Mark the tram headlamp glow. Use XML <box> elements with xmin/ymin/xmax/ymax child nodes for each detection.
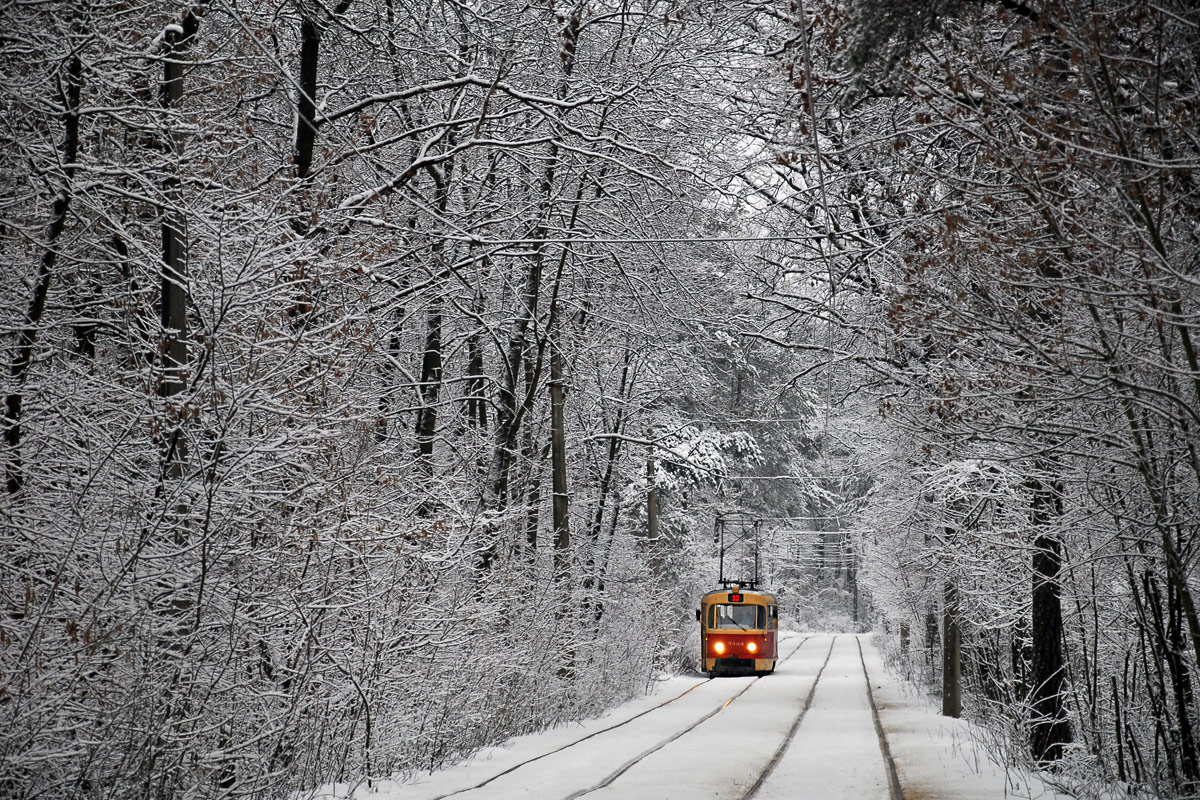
<box><xmin>747</xmin><ymin>642</ymin><xmax>758</xmax><ymax>654</ymax></box>
<box><xmin>713</xmin><ymin>640</ymin><xmax>726</xmax><ymax>655</ymax></box>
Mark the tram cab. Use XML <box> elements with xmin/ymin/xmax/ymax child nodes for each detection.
<box><xmin>697</xmin><ymin>585</ymin><xmax>778</xmax><ymax>675</ymax></box>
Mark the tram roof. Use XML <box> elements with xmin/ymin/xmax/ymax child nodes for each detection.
<box><xmin>700</xmin><ymin>586</ymin><xmax>775</xmax><ymax>603</ymax></box>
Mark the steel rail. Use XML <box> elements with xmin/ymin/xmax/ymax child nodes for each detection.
<box><xmin>427</xmin><ymin>677</ymin><xmax>711</xmax><ymax>800</ymax></box>
<box><xmin>564</xmin><ymin>635</ymin><xmax>817</xmax><ymax>800</ymax></box>
<box><xmin>738</xmin><ymin>635</ymin><xmax>837</xmax><ymax>799</ymax></box>
<box><xmin>856</xmin><ymin>636</ymin><xmax>905</xmax><ymax>800</ymax></box>
<box><xmin>431</xmin><ymin>635</ymin><xmax>812</xmax><ymax>800</ymax></box>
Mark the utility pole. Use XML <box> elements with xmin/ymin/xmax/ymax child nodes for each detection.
<box><xmin>942</xmin><ymin>578</ymin><xmax>962</xmax><ymax>718</ymax></box>
<box><xmin>646</xmin><ymin>447</ymin><xmax>660</xmax><ymax>579</ymax></box>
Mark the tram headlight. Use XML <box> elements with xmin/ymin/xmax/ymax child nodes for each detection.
<box><xmin>713</xmin><ymin>640</ymin><xmax>726</xmax><ymax>655</ymax></box>
<box><xmin>747</xmin><ymin>641</ymin><xmax>758</xmax><ymax>654</ymax></box>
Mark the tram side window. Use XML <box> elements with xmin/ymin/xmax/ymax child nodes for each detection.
<box><xmin>710</xmin><ymin>604</ymin><xmax>763</xmax><ymax>630</ymax></box>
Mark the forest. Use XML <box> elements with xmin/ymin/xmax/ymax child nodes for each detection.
<box><xmin>1</xmin><ymin>0</ymin><xmax>1197</xmax><ymax>798</ymax></box>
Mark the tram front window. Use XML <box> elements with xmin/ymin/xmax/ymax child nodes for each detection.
<box><xmin>711</xmin><ymin>604</ymin><xmax>763</xmax><ymax>630</ymax></box>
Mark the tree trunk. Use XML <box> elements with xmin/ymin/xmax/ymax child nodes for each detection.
<box><xmin>1029</xmin><ymin>476</ymin><xmax>1072</xmax><ymax>763</ymax></box>
<box><xmin>1167</xmin><ymin>579</ymin><xmax>1200</xmax><ymax>788</ymax></box>
<box><xmin>487</xmin><ymin>256</ymin><xmax>542</xmax><ymax>509</ymax></box>
<box><xmin>413</xmin><ymin>160</ymin><xmax>453</xmax><ymax>513</ymax></box>
<box><xmin>4</xmin><ymin>52</ymin><xmax>82</xmax><ymax>496</ymax></box>
<box><xmin>549</xmin><ymin>342</ymin><xmax>570</xmax><ymax>584</ymax></box>
<box><xmin>465</xmin><ymin>289</ymin><xmax>488</xmax><ymax>432</ymax></box>
<box><xmin>925</xmin><ymin>607</ymin><xmax>940</xmax><ymax>681</ymax></box>
<box><xmin>294</xmin><ymin>16</ymin><xmax>320</xmax><ymax>184</ymax></box>
<box><xmin>157</xmin><ymin>12</ymin><xmax>200</xmax><ymax>482</ymax></box>
<box><xmin>414</xmin><ymin>300</ymin><xmax>443</xmax><ymax>463</ymax></box>
<box><xmin>646</xmin><ymin>448</ymin><xmax>660</xmax><ymax>580</ymax></box>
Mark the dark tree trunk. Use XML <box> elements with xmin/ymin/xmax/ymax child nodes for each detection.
<box><xmin>1167</xmin><ymin>580</ymin><xmax>1200</xmax><ymax>788</ymax></box>
<box><xmin>1028</xmin><ymin>476</ymin><xmax>1072</xmax><ymax>763</ymax></box>
<box><xmin>413</xmin><ymin>160</ymin><xmax>453</xmax><ymax>514</ymax></box>
<box><xmin>549</xmin><ymin>343</ymin><xmax>570</xmax><ymax>584</ymax></box>
<box><xmin>157</xmin><ymin>11</ymin><xmax>200</xmax><ymax>480</ymax></box>
<box><xmin>294</xmin><ymin>17</ymin><xmax>320</xmax><ymax>183</ymax></box>
<box><xmin>414</xmin><ymin>303</ymin><xmax>443</xmax><ymax>464</ymax></box>
<box><xmin>465</xmin><ymin>291</ymin><xmax>488</xmax><ymax>432</ymax></box>
<box><xmin>487</xmin><ymin>238</ymin><xmax>545</xmax><ymax>510</ymax></box>
<box><xmin>520</xmin><ymin>357</ymin><xmax>542</xmax><ymax>550</ymax></box>
<box><xmin>4</xmin><ymin>52</ymin><xmax>82</xmax><ymax>496</ymax></box>
<box><xmin>1135</xmin><ymin>561</ymin><xmax>1200</xmax><ymax>788</ymax></box>
<box><xmin>293</xmin><ymin>2</ymin><xmax>349</xmax><ymax>183</ymax></box>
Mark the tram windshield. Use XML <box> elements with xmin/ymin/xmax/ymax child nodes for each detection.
<box><xmin>710</xmin><ymin>604</ymin><xmax>765</xmax><ymax>630</ymax></box>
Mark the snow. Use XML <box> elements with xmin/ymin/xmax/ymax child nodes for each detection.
<box><xmin>307</xmin><ymin>634</ymin><xmax>1074</xmax><ymax>800</ymax></box>
<box><xmin>859</xmin><ymin>643</ymin><xmax>1073</xmax><ymax>800</ymax></box>
<box><xmin>753</xmin><ymin>635</ymin><xmax>890</xmax><ymax>800</ymax></box>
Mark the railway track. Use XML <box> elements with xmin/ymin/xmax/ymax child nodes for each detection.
<box><xmin>425</xmin><ymin>634</ymin><xmax>904</xmax><ymax>800</ymax></box>
<box><xmin>857</xmin><ymin>636</ymin><xmax>905</xmax><ymax>800</ymax></box>
<box><xmin>737</xmin><ymin>635</ymin><xmax>904</xmax><ymax>800</ymax></box>
<box><xmin>430</xmin><ymin>634</ymin><xmax>814</xmax><ymax>800</ymax></box>
<box><xmin>738</xmin><ymin>637</ymin><xmax>835</xmax><ymax>799</ymax></box>
<box><xmin>565</xmin><ymin>636</ymin><xmax>824</xmax><ymax>800</ymax></box>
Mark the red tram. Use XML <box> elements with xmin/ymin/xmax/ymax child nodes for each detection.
<box><xmin>696</xmin><ymin>585</ymin><xmax>778</xmax><ymax>675</ymax></box>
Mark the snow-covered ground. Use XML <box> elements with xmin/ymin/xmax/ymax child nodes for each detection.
<box><xmin>860</xmin><ymin>642</ymin><xmax>1072</xmax><ymax>800</ymax></box>
<box><xmin>310</xmin><ymin>633</ymin><xmax>1072</xmax><ymax>800</ymax></box>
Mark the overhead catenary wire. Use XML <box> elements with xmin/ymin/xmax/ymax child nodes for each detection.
<box><xmin>437</xmin><ymin>233</ymin><xmax>845</xmax><ymax>245</ymax></box>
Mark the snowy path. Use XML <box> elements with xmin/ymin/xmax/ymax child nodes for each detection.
<box><xmin>316</xmin><ymin>633</ymin><xmax>1071</xmax><ymax>800</ymax></box>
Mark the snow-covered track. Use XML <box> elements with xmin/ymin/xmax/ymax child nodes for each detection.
<box><xmin>429</xmin><ymin>635</ymin><xmax>814</xmax><ymax>800</ymax></box>
<box><xmin>562</xmin><ymin>635</ymin><xmax>819</xmax><ymax>800</ymax></box>
<box><xmin>737</xmin><ymin>635</ymin><xmax>836</xmax><ymax>799</ymax></box>
<box><xmin>425</xmin><ymin>678</ymin><xmax>713</xmax><ymax>800</ymax></box>
<box><xmin>733</xmin><ymin>633</ymin><xmax>903</xmax><ymax>800</ymax></box>
<box><xmin>857</xmin><ymin>636</ymin><xmax>904</xmax><ymax>800</ymax></box>
<box><xmin>739</xmin><ymin>634</ymin><xmax>905</xmax><ymax>799</ymax></box>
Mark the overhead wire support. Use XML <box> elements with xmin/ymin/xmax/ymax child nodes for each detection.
<box><xmin>716</xmin><ymin>514</ymin><xmax>764</xmax><ymax>589</ymax></box>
